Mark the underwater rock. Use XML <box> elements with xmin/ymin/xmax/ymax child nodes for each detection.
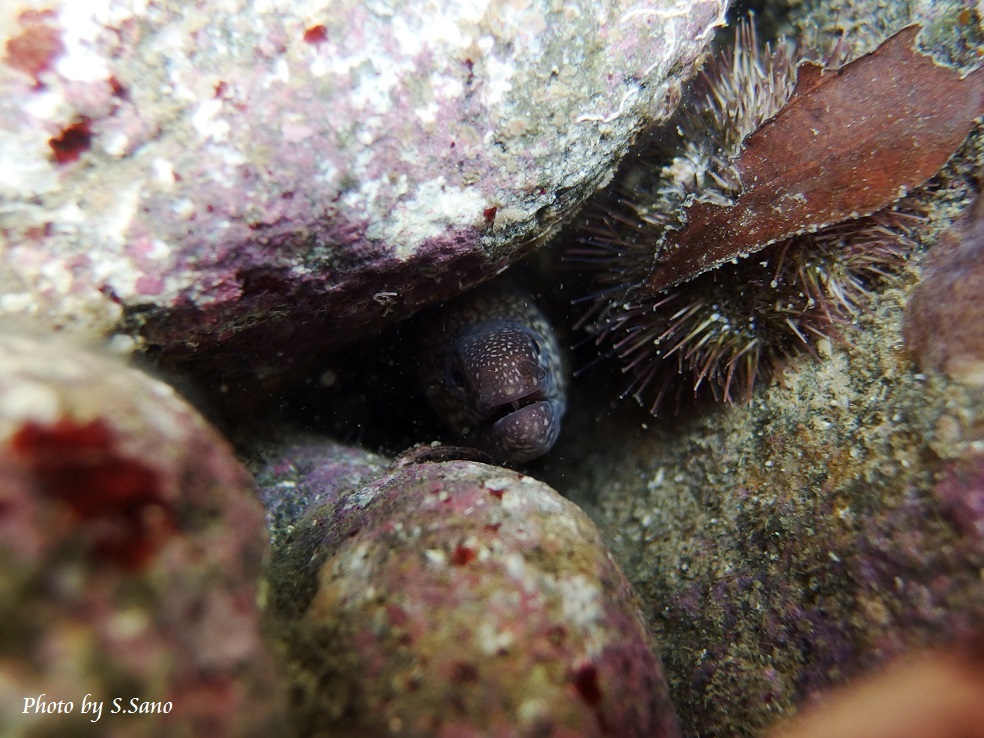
<box><xmin>539</xmin><ymin>272</ymin><xmax>984</xmax><ymax>738</ymax></box>
<box><xmin>933</xmin><ymin>452</ymin><xmax>984</xmax><ymax>542</ymax></box>
<box><xmin>0</xmin><ymin>332</ymin><xmax>285</xmax><ymax>736</ymax></box>
<box><xmin>259</xmin><ymin>443</ymin><xmax>678</xmax><ymax>737</ymax></box>
<box><xmin>0</xmin><ymin>0</ymin><xmax>724</xmax><ymax>387</ymax></box>
<box><xmin>767</xmin><ymin>650</ymin><xmax>984</xmax><ymax>738</ymax></box>
<box><xmin>540</xmin><ymin>68</ymin><xmax>984</xmax><ymax>731</ymax></box>
<box><xmin>251</xmin><ymin>434</ymin><xmax>390</xmax><ymax>546</ymax></box>
<box><xmin>904</xmin><ymin>192</ymin><xmax>984</xmax><ymax>385</ymax></box>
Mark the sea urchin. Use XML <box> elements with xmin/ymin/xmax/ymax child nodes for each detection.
<box><xmin>580</xmin><ymin>214</ymin><xmax>913</xmax><ymax>414</ymax></box>
<box><xmin>571</xmin><ymin>19</ymin><xmax>981</xmax><ymax>415</ymax></box>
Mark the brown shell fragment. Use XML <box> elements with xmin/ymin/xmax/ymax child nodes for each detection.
<box><xmin>645</xmin><ymin>25</ymin><xmax>984</xmax><ymax>294</ymax></box>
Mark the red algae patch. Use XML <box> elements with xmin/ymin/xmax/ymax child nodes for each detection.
<box><xmin>301</xmin><ymin>24</ymin><xmax>328</xmax><ymax>45</ymax></box>
<box><xmin>11</xmin><ymin>417</ymin><xmax>171</xmax><ymax>569</ymax></box>
<box><xmin>4</xmin><ymin>9</ymin><xmax>64</xmax><ymax>84</ymax></box>
<box><xmin>48</xmin><ymin>118</ymin><xmax>92</xmax><ymax>165</ymax></box>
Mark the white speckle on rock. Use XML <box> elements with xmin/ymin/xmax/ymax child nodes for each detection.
<box><xmin>153</xmin><ymin>159</ymin><xmax>176</xmax><ymax>187</ymax></box>
<box><xmin>351</xmin><ymin>61</ymin><xmax>407</xmax><ymax>115</ymax></box>
<box><xmin>40</xmin><ymin>259</ymin><xmax>74</xmax><ymax>294</ymax></box>
<box><xmin>476</xmin><ymin>618</ymin><xmax>514</xmax><ymax>655</ymax></box>
<box><xmin>22</xmin><ymin>89</ymin><xmax>65</xmax><ymax>123</ymax></box>
<box><xmin>192</xmin><ymin>99</ymin><xmax>231</xmax><ymax>141</ymax></box>
<box><xmin>502</xmin><ymin>483</ymin><xmax>563</xmax><ymax>514</ymax></box>
<box><xmin>148</xmin><ymin>240</ymin><xmax>172</xmax><ymax>260</ymax></box>
<box><xmin>56</xmin><ymin>21</ymin><xmax>111</xmax><ymax>83</ymax></box>
<box><xmin>387</xmin><ymin>178</ymin><xmax>486</xmax><ymax>259</ymax></box>
<box><xmin>492</xmin><ymin>207</ymin><xmax>528</xmax><ymax>232</ymax></box>
<box><xmin>272</xmin><ymin>58</ymin><xmax>290</xmax><ymax>85</ymax></box>
<box><xmin>335</xmin><ymin>541</ymin><xmax>373</xmax><ymax>580</ymax></box>
<box><xmin>309</xmin><ymin>55</ymin><xmax>330</xmax><ymax>77</ymax></box>
<box><xmin>415</xmin><ymin>101</ymin><xmax>439</xmax><ymax>125</ymax></box>
<box><xmin>0</xmin><ymin>380</ymin><xmax>61</xmax><ymax>428</ymax></box>
<box><xmin>502</xmin><ymin>552</ymin><xmax>543</xmax><ymax>594</ymax></box>
<box><xmin>206</xmin><ymin>144</ymin><xmax>247</xmax><ymax>175</ymax></box>
<box><xmin>517</xmin><ymin>698</ymin><xmax>550</xmax><ymax>728</ymax></box>
<box><xmin>391</xmin><ymin>3</ymin><xmax>486</xmax><ymax>56</ymax></box>
<box><xmin>433</xmin><ymin>72</ymin><xmax>464</xmax><ymax>100</ymax></box>
<box><xmin>103</xmin><ymin>131</ymin><xmax>131</xmax><ymax>157</ymax></box>
<box><xmin>173</xmin><ymin>199</ymin><xmax>196</xmax><ymax>218</ymax></box>
<box><xmin>105</xmin><ymin>608</ymin><xmax>150</xmax><ymax>640</ymax></box>
<box><xmin>105</xmin><ymin>333</ymin><xmax>137</xmax><ymax>354</ymax></box>
<box><xmin>0</xmin><ymin>293</ymin><xmax>36</xmax><ymax>314</ymax></box>
<box><xmin>558</xmin><ymin>574</ymin><xmax>601</xmax><ymax>631</ymax></box>
<box><xmin>485</xmin><ymin>476</ymin><xmax>512</xmax><ymax>492</ymax></box>
<box><xmin>424</xmin><ymin>548</ymin><xmax>446</xmax><ymax>565</ymax></box>
<box><xmin>483</xmin><ymin>53</ymin><xmax>515</xmax><ymax>107</ymax></box>
<box><xmin>101</xmin><ymin>184</ymin><xmax>143</xmax><ymax>245</ymax></box>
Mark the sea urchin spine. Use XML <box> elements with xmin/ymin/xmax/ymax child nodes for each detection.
<box><xmin>568</xmin><ymin>20</ymin><xmax>974</xmax><ymax>414</ymax></box>
<box><xmin>604</xmin><ymin>214</ymin><xmax>915</xmax><ymax>414</ymax></box>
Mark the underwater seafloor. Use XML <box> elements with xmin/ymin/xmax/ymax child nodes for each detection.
<box><xmin>261</xmin><ymin>14</ymin><xmax>984</xmax><ymax>736</ymax></box>
<box><xmin>3</xmin><ymin>0</ymin><xmax>984</xmax><ymax>735</ymax></box>
<box><xmin>524</xmin><ymin>2</ymin><xmax>984</xmax><ymax>734</ymax></box>
<box><xmin>260</xmin><ymin>144</ymin><xmax>984</xmax><ymax>735</ymax></box>
<box><xmin>537</xmin><ymin>190</ymin><xmax>984</xmax><ymax>736</ymax></box>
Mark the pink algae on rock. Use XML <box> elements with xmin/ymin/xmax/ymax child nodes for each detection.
<box><xmin>3</xmin><ymin>9</ymin><xmax>64</xmax><ymax>85</ymax></box>
<box><xmin>261</xmin><ymin>448</ymin><xmax>679</xmax><ymax>738</ymax></box>
<box><xmin>905</xmin><ymin>192</ymin><xmax>984</xmax><ymax>385</ymax></box>
<box><xmin>933</xmin><ymin>453</ymin><xmax>984</xmax><ymax>542</ymax></box>
<box><xmin>0</xmin><ymin>0</ymin><xmax>725</xmax><ymax>393</ymax></box>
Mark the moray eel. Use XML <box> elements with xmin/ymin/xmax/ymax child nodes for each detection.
<box><xmin>418</xmin><ymin>284</ymin><xmax>566</xmax><ymax>463</ymax></box>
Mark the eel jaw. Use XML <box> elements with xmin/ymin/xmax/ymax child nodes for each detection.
<box><xmin>481</xmin><ymin>399</ymin><xmax>563</xmax><ymax>464</ymax></box>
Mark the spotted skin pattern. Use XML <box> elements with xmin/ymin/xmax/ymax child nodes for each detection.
<box><xmin>418</xmin><ymin>284</ymin><xmax>566</xmax><ymax>463</ymax></box>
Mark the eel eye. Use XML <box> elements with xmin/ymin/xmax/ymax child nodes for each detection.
<box><xmin>448</xmin><ymin>365</ymin><xmax>466</xmax><ymax>389</ymax></box>
<box><xmin>530</xmin><ymin>338</ymin><xmax>542</xmax><ymax>357</ymax></box>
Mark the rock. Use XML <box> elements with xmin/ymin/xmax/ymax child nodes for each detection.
<box><xmin>904</xmin><ymin>192</ymin><xmax>984</xmax><ymax>385</ymax></box>
<box><xmin>535</xmin><ymin>217</ymin><xmax>984</xmax><ymax>736</ymax></box>
<box><xmin>0</xmin><ymin>0</ymin><xmax>724</xmax><ymax>386</ymax></box>
<box><xmin>0</xmin><ymin>331</ymin><xmax>285</xmax><ymax>736</ymax></box>
<box><xmin>251</xmin><ymin>434</ymin><xmax>389</xmax><ymax>546</ymax></box>
<box><xmin>257</xmin><ymin>441</ymin><xmax>678</xmax><ymax>737</ymax></box>
<box><xmin>933</xmin><ymin>453</ymin><xmax>984</xmax><ymax>543</ymax></box>
<box><xmin>766</xmin><ymin>650</ymin><xmax>984</xmax><ymax>738</ymax></box>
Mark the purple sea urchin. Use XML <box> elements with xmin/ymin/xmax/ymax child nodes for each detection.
<box><xmin>576</xmin><ymin>213</ymin><xmax>913</xmax><ymax>413</ymax></box>
<box><xmin>570</xmin><ymin>19</ymin><xmax>981</xmax><ymax>414</ymax></box>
